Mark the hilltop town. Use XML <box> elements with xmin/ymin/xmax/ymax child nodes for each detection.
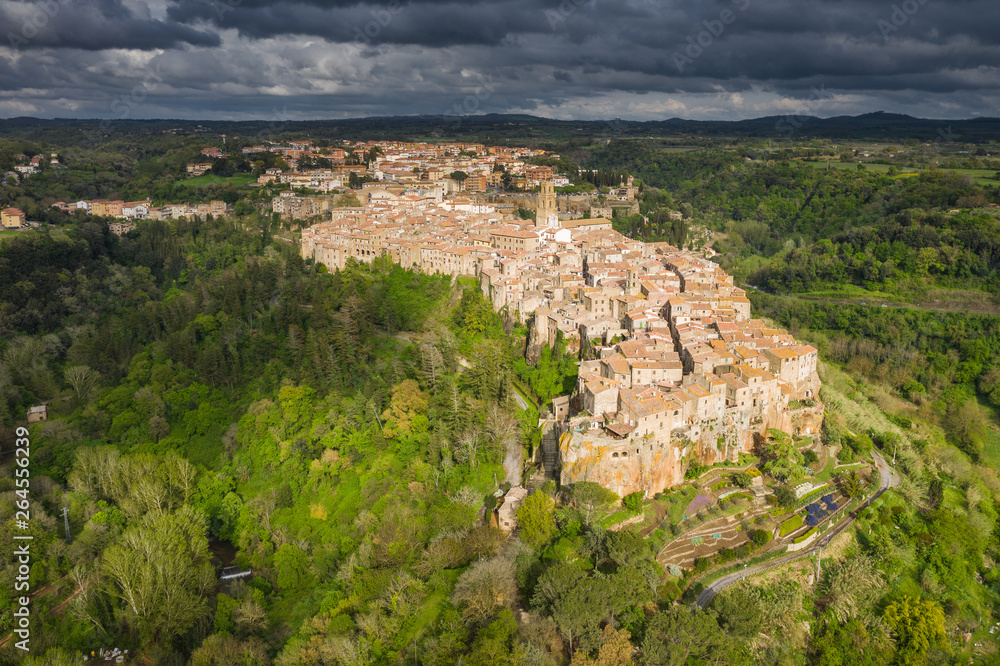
<box><xmin>13</xmin><ymin>134</ymin><xmax>824</xmax><ymax>499</ymax></box>
<box><xmin>299</xmin><ymin>159</ymin><xmax>824</xmax><ymax>498</ymax></box>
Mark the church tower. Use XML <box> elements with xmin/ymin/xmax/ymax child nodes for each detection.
<box><xmin>535</xmin><ymin>179</ymin><xmax>558</xmax><ymax>227</ymax></box>
<box><xmin>627</xmin><ymin>267</ymin><xmax>641</xmax><ymax>296</ymax></box>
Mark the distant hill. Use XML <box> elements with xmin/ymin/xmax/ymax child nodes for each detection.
<box><xmin>1</xmin><ymin>111</ymin><xmax>999</xmax><ymax>143</ymax></box>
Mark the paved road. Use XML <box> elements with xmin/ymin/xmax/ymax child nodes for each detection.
<box><xmin>694</xmin><ymin>449</ymin><xmax>901</xmax><ymax>609</ymax></box>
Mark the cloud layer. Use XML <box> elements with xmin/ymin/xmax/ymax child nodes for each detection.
<box><xmin>0</xmin><ymin>0</ymin><xmax>997</xmax><ymax>120</ymax></box>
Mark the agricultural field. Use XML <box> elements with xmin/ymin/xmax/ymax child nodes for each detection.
<box><xmin>176</xmin><ymin>173</ymin><xmax>256</xmax><ymax>188</ymax></box>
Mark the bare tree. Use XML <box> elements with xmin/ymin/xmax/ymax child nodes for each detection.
<box><xmin>64</xmin><ymin>365</ymin><xmax>101</xmax><ymax>403</ymax></box>
<box><xmin>452</xmin><ymin>555</ymin><xmax>517</xmax><ymax>624</ymax></box>
<box><xmin>455</xmin><ymin>429</ymin><xmax>482</xmax><ymax>469</ymax></box>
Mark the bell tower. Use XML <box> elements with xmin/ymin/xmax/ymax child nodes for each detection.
<box><xmin>536</xmin><ymin>179</ymin><xmax>558</xmax><ymax>227</ymax></box>
<box><xmin>627</xmin><ymin>267</ymin><xmax>641</xmax><ymax>296</ymax></box>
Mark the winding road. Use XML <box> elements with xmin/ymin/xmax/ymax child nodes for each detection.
<box><xmin>694</xmin><ymin>449</ymin><xmax>901</xmax><ymax>609</ymax></box>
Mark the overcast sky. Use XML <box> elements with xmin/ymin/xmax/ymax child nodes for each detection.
<box><xmin>0</xmin><ymin>0</ymin><xmax>997</xmax><ymax>121</ymax></box>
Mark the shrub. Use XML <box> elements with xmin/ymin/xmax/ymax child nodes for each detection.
<box><xmin>802</xmin><ymin>449</ymin><xmax>819</xmax><ymax>466</ymax></box>
<box><xmin>685</xmin><ymin>461</ymin><xmax>709</xmax><ymax>480</ymax></box>
<box><xmin>622</xmin><ymin>491</ymin><xmax>644</xmax><ymax>514</ymax></box>
<box><xmin>731</xmin><ymin>471</ymin><xmax>754</xmax><ymax>488</ymax></box>
<box><xmin>793</xmin><ymin>527</ymin><xmax>816</xmax><ymax>544</ymax></box>
<box><xmin>837</xmin><ymin>446</ymin><xmax>857</xmax><ymax>464</ymax></box>
<box><xmin>749</xmin><ymin>529</ymin><xmax>771</xmax><ymax>546</ymax></box>
<box><xmin>657</xmin><ymin>579</ymin><xmax>681</xmax><ymax>605</ymax></box>
<box><xmin>887</xmin><ymin>413</ymin><xmax>913</xmax><ymax>429</ymax></box>
<box><xmin>773</xmin><ymin>484</ymin><xmax>797</xmax><ymax>508</ymax></box>
<box><xmin>778</xmin><ymin>514</ymin><xmax>804</xmax><ymax>537</ymax></box>
<box><xmin>844</xmin><ymin>432</ymin><xmax>873</xmax><ymax>456</ymax></box>
<box><xmin>902</xmin><ymin>379</ymin><xmax>926</xmax><ymax>399</ymax></box>
<box><xmin>821</xmin><ymin>423</ymin><xmax>841</xmax><ymax>447</ymax></box>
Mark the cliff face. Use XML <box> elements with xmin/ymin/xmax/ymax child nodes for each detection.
<box><xmin>559</xmin><ymin>431</ymin><xmax>685</xmax><ymax>497</ymax></box>
<box><xmin>558</xmin><ymin>400</ymin><xmax>826</xmax><ymax>497</ymax></box>
<box><xmin>525</xmin><ymin>312</ymin><xmax>547</xmax><ymax>366</ymax></box>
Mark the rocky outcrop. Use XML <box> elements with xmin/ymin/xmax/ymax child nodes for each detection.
<box><xmin>525</xmin><ymin>311</ymin><xmax>547</xmax><ymax>365</ymax></box>
<box><xmin>558</xmin><ymin>400</ymin><xmax>826</xmax><ymax>497</ymax></box>
<box><xmin>559</xmin><ymin>431</ymin><xmax>686</xmax><ymax>498</ymax></box>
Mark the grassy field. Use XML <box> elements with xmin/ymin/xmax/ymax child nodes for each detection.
<box><xmin>177</xmin><ymin>174</ymin><xmax>256</xmax><ymax>188</ymax></box>
<box><xmin>797</xmin><ymin>160</ymin><xmax>918</xmax><ymax>175</ymax></box>
<box><xmin>935</xmin><ymin>168</ymin><xmax>999</xmax><ymax>186</ymax></box>
<box><xmin>981</xmin><ymin>429</ymin><xmax>1000</xmax><ymax>470</ymax></box>
<box><xmin>797</xmin><ymin>160</ymin><xmax>998</xmax><ymax>185</ymax></box>
<box><xmin>0</xmin><ymin>229</ymin><xmax>28</xmax><ymax>243</ymax></box>
<box><xmin>797</xmin><ymin>284</ymin><xmax>901</xmax><ymax>303</ymax></box>
<box><xmin>791</xmin><ymin>285</ymin><xmax>1000</xmax><ymax>316</ymax></box>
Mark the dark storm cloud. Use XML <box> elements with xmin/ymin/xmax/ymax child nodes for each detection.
<box><xmin>1</xmin><ymin>0</ymin><xmax>998</xmax><ymax>119</ymax></box>
<box><xmin>165</xmin><ymin>0</ymin><xmax>560</xmax><ymax>47</ymax></box>
<box><xmin>159</xmin><ymin>0</ymin><xmax>1000</xmax><ymax>86</ymax></box>
<box><xmin>2</xmin><ymin>0</ymin><xmax>220</xmax><ymax>50</ymax></box>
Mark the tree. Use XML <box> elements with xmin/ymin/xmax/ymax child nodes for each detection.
<box><xmin>455</xmin><ymin>429</ymin><xmax>481</xmax><ymax>469</ymax></box>
<box><xmin>622</xmin><ymin>491</ymin><xmax>644</xmax><ymax>514</ymax></box>
<box><xmin>551</xmin><ymin>577</ymin><xmax>614</xmax><ymax>654</ymax></box>
<box><xmin>642</xmin><ymin>606</ymin><xmax>743</xmax><ymax>665</ymax></box>
<box><xmin>713</xmin><ymin>586</ymin><xmax>764</xmax><ymax>639</ymax></box>
<box><xmin>334</xmin><ymin>192</ymin><xmax>361</xmax><ymax>208</ymax></box>
<box><xmin>65</xmin><ymin>365</ymin><xmax>100</xmax><ymax>403</ymax></box>
<box><xmin>809</xmin><ymin>617</ymin><xmax>890</xmax><ymax>666</ymax></box>
<box><xmin>381</xmin><ymin>379</ymin><xmax>429</xmax><ymax>438</ymax></box>
<box><xmin>570</xmin><ymin>482</ymin><xmax>619</xmax><ymax>525</ymax></box>
<box><xmin>841</xmin><ymin>470</ymin><xmax>863</xmax><ymax>499</ymax></box>
<box><xmin>452</xmin><ymin>556</ymin><xmax>517</xmax><ymax>624</ymax></box>
<box><xmin>516</xmin><ymin>491</ymin><xmax>556</xmax><ymax>548</ymax></box>
<box><xmin>761</xmin><ymin>429</ymin><xmax>804</xmax><ymax>482</ymax></box>
<box><xmin>467</xmin><ymin>610</ymin><xmax>519</xmax><ymax>665</ymax></box>
<box><xmin>571</xmin><ymin>625</ymin><xmax>633</xmax><ymax>666</ymax></box>
<box><xmin>882</xmin><ymin>596</ymin><xmax>949</xmax><ymax>665</ymax></box>
<box><xmin>101</xmin><ymin>505</ymin><xmax>215</xmax><ymax>641</ymax></box>
<box><xmin>532</xmin><ymin>562</ymin><xmax>587</xmax><ymax>613</ymax></box>
<box><xmin>450</xmin><ymin>171</ymin><xmax>469</xmax><ymax>188</ymax></box>
<box><xmin>190</xmin><ymin>635</ymin><xmax>271</xmax><ymax>666</ymax></box>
